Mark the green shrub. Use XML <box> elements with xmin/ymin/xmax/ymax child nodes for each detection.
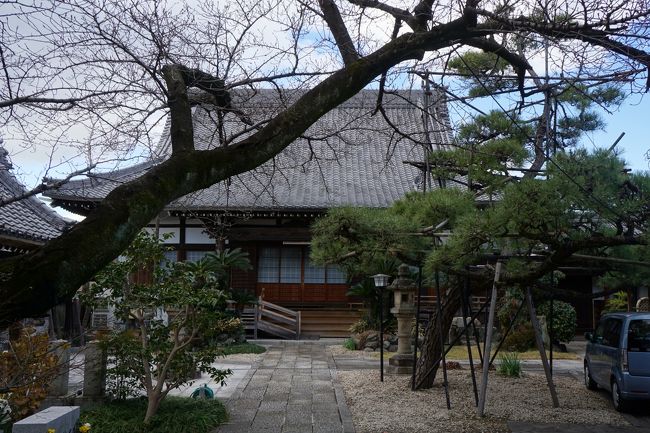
<box><xmin>498</xmin><ymin>352</ymin><xmax>522</xmax><ymax>377</ymax></box>
<box><xmin>80</xmin><ymin>397</ymin><xmax>227</xmax><ymax>433</ymax></box>
<box><xmin>349</xmin><ymin>318</ymin><xmax>371</xmax><ymax>334</ymax></box>
<box><xmin>497</xmin><ymin>287</ymin><xmax>525</xmax><ymax>330</ymax></box>
<box><xmin>502</xmin><ymin>322</ymin><xmax>536</xmax><ymax>352</ymax></box>
<box><xmin>343</xmin><ymin>338</ymin><xmax>356</xmax><ymax>350</ymax></box>
<box><xmin>537</xmin><ymin>300</ymin><xmax>577</xmax><ymax>342</ymax></box>
<box><xmin>212</xmin><ymin>317</ymin><xmax>243</xmax><ymax>336</ymax></box>
<box><xmin>603</xmin><ymin>291</ymin><xmax>628</xmax><ymax>313</ymax></box>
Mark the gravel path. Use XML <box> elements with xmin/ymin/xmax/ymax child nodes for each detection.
<box><xmin>338</xmin><ymin>369</ymin><xmax>630</xmax><ymax>433</ymax></box>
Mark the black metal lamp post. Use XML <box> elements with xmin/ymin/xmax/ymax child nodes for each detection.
<box><xmin>372</xmin><ymin>273</ymin><xmax>390</xmax><ymax>382</ymax></box>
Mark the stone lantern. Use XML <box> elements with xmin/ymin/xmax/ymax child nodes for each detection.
<box><xmin>387</xmin><ymin>263</ymin><xmax>417</xmax><ymax>374</ymax></box>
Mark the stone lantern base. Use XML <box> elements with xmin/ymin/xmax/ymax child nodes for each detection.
<box><xmin>386</xmin><ymin>353</ymin><xmax>414</xmax><ymax>374</ymax></box>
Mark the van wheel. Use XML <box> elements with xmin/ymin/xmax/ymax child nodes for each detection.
<box><xmin>611</xmin><ymin>380</ymin><xmax>628</xmax><ymax>412</ymax></box>
<box><xmin>584</xmin><ymin>363</ymin><xmax>597</xmax><ymax>390</ymax></box>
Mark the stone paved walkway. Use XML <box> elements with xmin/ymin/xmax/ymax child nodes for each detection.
<box><xmin>215</xmin><ymin>341</ymin><xmax>355</xmax><ymax>433</ymax></box>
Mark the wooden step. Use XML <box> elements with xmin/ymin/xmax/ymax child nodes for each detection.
<box><xmin>296</xmin><ymin>309</ymin><xmax>361</xmax><ymax>338</ymax></box>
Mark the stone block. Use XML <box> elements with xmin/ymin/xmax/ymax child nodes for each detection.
<box><xmin>12</xmin><ymin>406</ymin><xmax>80</xmax><ymax>433</ymax></box>
<box><xmin>83</xmin><ymin>341</ymin><xmax>106</xmax><ymax>397</ymax></box>
<box><xmin>48</xmin><ymin>340</ymin><xmax>70</xmax><ymax>397</ymax></box>
<box><xmin>386</xmin><ymin>353</ymin><xmax>414</xmax><ymax>375</ymax></box>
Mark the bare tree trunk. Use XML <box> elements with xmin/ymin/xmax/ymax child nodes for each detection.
<box><xmin>414</xmin><ymin>282</ymin><xmax>462</xmax><ymax>389</ymax></box>
<box><xmin>144</xmin><ymin>392</ymin><xmax>162</xmax><ymax>424</ymax></box>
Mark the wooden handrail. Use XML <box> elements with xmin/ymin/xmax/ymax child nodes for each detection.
<box><xmin>255</xmin><ymin>294</ymin><xmax>300</xmax><ymax>339</ymax></box>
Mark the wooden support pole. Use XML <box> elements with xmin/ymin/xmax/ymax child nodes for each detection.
<box><xmin>434</xmin><ymin>270</ymin><xmax>451</xmax><ymax>409</ymax></box>
<box><xmin>477</xmin><ymin>261</ymin><xmax>501</xmax><ymax>417</ymax></box>
<box><xmin>461</xmin><ymin>273</ymin><xmax>479</xmax><ymax>406</ymax></box>
<box><xmin>526</xmin><ymin>287</ymin><xmax>560</xmax><ymax>408</ymax></box>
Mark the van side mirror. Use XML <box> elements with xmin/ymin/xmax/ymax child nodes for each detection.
<box><xmin>584</xmin><ymin>332</ymin><xmax>593</xmax><ymax>342</ymax></box>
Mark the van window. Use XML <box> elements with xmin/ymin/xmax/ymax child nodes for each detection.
<box><xmin>593</xmin><ymin>321</ymin><xmax>605</xmax><ymax>344</ymax></box>
<box><xmin>602</xmin><ymin>319</ymin><xmax>622</xmax><ymax>347</ymax></box>
<box><xmin>628</xmin><ymin>319</ymin><xmax>650</xmax><ymax>352</ymax></box>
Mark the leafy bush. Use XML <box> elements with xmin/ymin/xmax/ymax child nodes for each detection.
<box><xmin>537</xmin><ymin>300</ymin><xmax>577</xmax><ymax>342</ymax></box>
<box><xmin>228</xmin><ymin>289</ymin><xmax>257</xmax><ymax>309</ymax></box>
<box><xmin>0</xmin><ymin>329</ymin><xmax>60</xmax><ymax>421</ymax></box>
<box><xmin>343</xmin><ymin>338</ymin><xmax>356</xmax><ymax>351</ymax></box>
<box><xmin>347</xmin><ymin>280</ymin><xmax>382</xmax><ymax>329</ymax></box>
<box><xmin>349</xmin><ymin>318</ymin><xmax>371</xmax><ymax>334</ymax></box>
<box><xmin>502</xmin><ymin>322</ymin><xmax>536</xmax><ymax>352</ymax></box>
<box><xmin>101</xmin><ymin>331</ymin><xmax>144</xmax><ymax>400</ymax></box>
<box><xmin>80</xmin><ymin>397</ymin><xmax>227</xmax><ymax>433</ymax></box>
<box><xmin>212</xmin><ymin>317</ymin><xmax>244</xmax><ymax>341</ymax></box>
<box><xmin>498</xmin><ymin>352</ymin><xmax>522</xmax><ymax>377</ymax></box>
<box><xmin>603</xmin><ymin>291</ymin><xmax>628</xmax><ymax>313</ymax></box>
<box><xmin>497</xmin><ymin>287</ymin><xmax>526</xmax><ymax>330</ymax></box>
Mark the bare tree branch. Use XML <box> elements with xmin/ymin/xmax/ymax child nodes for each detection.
<box><xmin>0</xmin><ymin>164</ymin><xmax>97</xmax><ymax>207</ymax></box>
<box><xmin>319</xmin><ymin>0</ymin><xmax>360</xmax><ymax>65</ymax></box>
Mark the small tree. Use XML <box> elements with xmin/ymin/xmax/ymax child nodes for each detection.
<box><xmin>0</xmin><ymin>329</ymin><xmax>60</xmax><ymax>421</ymax></box>
<box><xmin>85</xmin><ymin>234</ymin><xmax>250</xmax><ymax>423</ymax></box>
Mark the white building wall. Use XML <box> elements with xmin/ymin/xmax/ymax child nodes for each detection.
<box><xmin>185</xmin><ymin>227</ymin><xmax>213</xmax><ymax>244</ymax></box>
<box><xmin>144</xmin><ymin>227</ymin><xmax>180</xmax><ymax>243</ymax></box>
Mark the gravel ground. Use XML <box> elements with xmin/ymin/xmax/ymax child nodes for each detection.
<box><xmin>338</xmin><ymin>370</ymin><xmax>630</xmax><ymax>433</ymax></box>
<box><xmin>220</xmin><ymin>353</ymin><xmax>264</xmax><ymax>363</ymax></box>
<box><xmin>329</xmin><ymin>345</ymin><xmax>379</xmax><ymax>359</ymax></box>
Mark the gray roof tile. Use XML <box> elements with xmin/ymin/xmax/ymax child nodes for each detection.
<box><xmin>46</xmin><ymin>88</ymin><xmax>453</xmax><ymax>211</ymax></box>
<box><xmin>0</xmin><ymin>148</ymin><xmax>68</xmax><ymax>243</ymax></box>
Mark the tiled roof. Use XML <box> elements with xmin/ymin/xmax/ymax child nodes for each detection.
<box><xmin>0</xmin><ymin>148</ymin><xmax>69</xmax><ymax>244</ymax></box>
<box><xmin>46</xmin><ymin>88</ymin><xmax>453</xmax><ymax>212</ymax></box>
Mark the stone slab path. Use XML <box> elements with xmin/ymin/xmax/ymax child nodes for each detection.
<box><xmin>170</xmin><ymin>362</ymin><xmax>252</xmax><ymax>399</ymax></box>
<box><xmin>215</xmin><ymin>341</ymin><xmax>355</xmax><ymax>433</ymax></box>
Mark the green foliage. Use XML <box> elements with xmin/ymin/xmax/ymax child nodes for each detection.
<box><xmin>537</xmin><ymin>301</ymin><xmax>577</xmax><ymax>342</ymax></box>
<box><xmin>503</xmin><ymin>323</ymin><xmax>536</xmax><ymax>352</ymax></box>
<box><xmin>431</xmin><ymin>110</ymin><xmax>532</xmax><ymax>192</ymax></box>
<box><xmin>101</xmin><ymin>331</ymin><xmax>145</xmax><ymax>400</ymax></box>
<box><xmin>349</xmin><ymin>318</ymin><xmax>372</xmax><ymax>334</ymax></box>
<box><xmin>598</xmin><ymin>244</ymin><xmax>650</xmax><ymax>292</ymax></box>
<box><xmin>554</xmin><ymin>85</ymin><xmax>623</xmax><ymax>146</ymax></box>
<box><xmin>498</xmin><ymin>352</ymin><xmax>522</xmax><ymax>378</ymax></box>
<box><xmin>343</xmin><ymin>338</ymin><xmax>356</xmax><ymax>351</ymax></box>
<box><xmin>80</xmin><ymin>397</ymin><xmax>227</xmax><ymax>433</ymax></box>
<box><xmin>212</xmin><ymin>317</ymin><xmax>244</xmax><ymax>340</ymax></box>
<box><xmin>203</xmin><ymin>248</ymin><xmax>252</xmax><ymax>291</ymax></box>
<box><xmin>388</xmin><ymin>188</ymin><xmax>475</xmax><ymax>228</ymax></box>
<box><xmin>311</xmin><ymin>206</ymin><xmax>423</xmax><ymax>279</ymax></box>
<box><xmin>447</xmin><ymin>51</ymin><xmax>515</xmax><ymax>97</ymax></box>
<box><xmin>228</xmin><ymin>289</ymin><xmax>257</xmax><ymax>308</ymax></box>
<box><xmin>84</xmin><ymin>233</ymin><xmax>251</xmax><ymax>421</ymax></box>
<box><xmin>346</xmin><ymin>269</ymin><xmax>395</xmax><ymax>330</ymax></box>
<box><xmin>497</xmin><ymin>287</ymin><xmax>526</xmax><ymax>331</ymax></box>
<box><xmin>603</xmin><ymin>291</ymin><xmax>629</xmax><ymax>313</ymax></box>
